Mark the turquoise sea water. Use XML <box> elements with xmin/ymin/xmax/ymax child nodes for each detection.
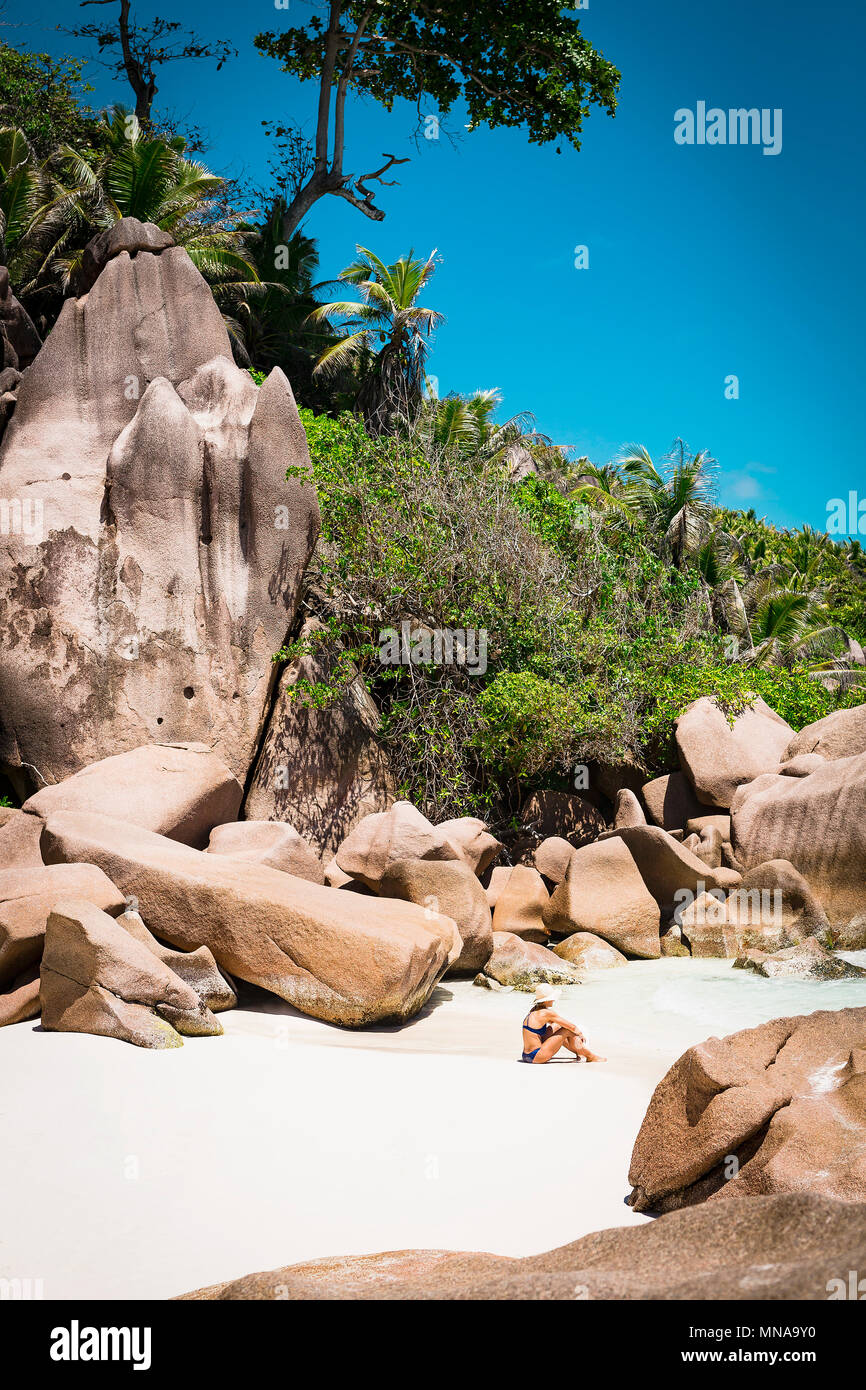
<box><xmin>456</xmin><ymin>954</ymin><xmax>866</xmax><ymax>1062</ymax></box>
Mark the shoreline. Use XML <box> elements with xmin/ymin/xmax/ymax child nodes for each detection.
<box><xmin>3</xmin><ymin>958</ymin><xmax>865</xmax><ymax>1300</ymax></box>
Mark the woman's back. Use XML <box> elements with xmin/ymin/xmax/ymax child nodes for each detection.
<box><xmin>522</xmin><ymin>1007</ymin><xmax>550</xmax><ymax>1054</ymax></box>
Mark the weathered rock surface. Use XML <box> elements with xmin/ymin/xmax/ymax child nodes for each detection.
<box><xmin>0</xmin><ymin>964</ymin><xmax>40</xmax><ymax>1027</ymax></box>
<box><xmin>533</xmin><ymin>836</ymin><xmax>575</xmax><ymax>885</ymax></box>
<box><xmin>77</xmin><ymin>217</ymin><xmax>174</xmax><ymax>294</ymax></box>
<box><xmin>206</xmin><ymin>819</ymin><xmax>323</xmax><ymax>884</ymax></box>
<box><xmin>484</xmin><ymin>865</ymin><xmax>512</xmax><ymax>909</ymax></box>
<box><xmin>0</xmin><ymin>861</ymin><xmax>125</xmax><ymax>986</ymax></box>
<box><xmin>543</xmin><ymin>838</ymin><xmax>660</xmax><ymax>958</ymax></box>
<box><xmin>684</xmin><ymin>812</ymin><xmax>731</xmax><ymax>841</ymax></box>
<box><xmin>601</xmin><ymin>824</ymin><xmax>741</xmax><ymax>917</ymax></box>
<box><xmin>679</xmin><ymin>859</ymin><xmax>831</xmax><ymax>958</ymax></box>
<box><xmin>0</xmin><ymin>265</ymin><xmax>41</xmax><ymax>368</ymax></box>
<box><xmin>734</xmin><ymin>937</ymin><xmax>866</xmax><ymax>981</ymax></box>
<box><xmin>378</xmin><ymin>858</ymin><xmax>492</xmax><ymax>975</ymax></box>
<box><xmin>117</xmin><ymin>909</ymin><xmax>237</xmax><ymax>1012</ymax></box>
<box><xmin>731</xmin><ymin>751</ymin><xmax>866</xmax><ymax>946</ymax></box>
<box><xmin>552</xmin><ymin>932</ymin><xmax>627</xmax><ymax>971</ymax></box>
<box><xmin>323</xmin><ymin>857</ymin><xmax>368</xmax><ymax>891</ymax></box>
<box><xmin>613</xmin><ymin>789</ymin><xmax>646</xmax><ymax>829</ymax></box>
<box><xmin>435</xmin><ymin>817</ymin><xmax>502</xmax><ymax>877</ymax></box>
<box><xmin>491</xmin><ymin>865</ymin><xmax>549</xmax><ymax>943</ymax></box>
<box><xmin>334</xmin><ymin>801</ymin><xmax>460</xmax><ymax>892</ymax></box>
<box><xmin>783</xmin><ymin>704</ymin><xmax>866</xmax><ymax>763</ymax></box>
<box><xmin>660</xmin><ymin>925</ymin><xmax>690</xmax><ymax>957</ymax></box>
<box><xmin>482</xmin><ymin>932</ymin><xmax>581</xmax><ymax>992</ymax></box>
<box><xmin>778</xmin><ymin>753</ymin><xmax>826</xmax><ymax>778</ymax></box>
<box><xmin>0</xmin><ymin>223</ymin><xmax>319</xmax><ymax>790</ymax></box>
<box><xmin>24</xmin><ymin>743</ymin><xmax>241</xmax><ymax>849</ymax></box>
<box><xmin>471</xmin><ymin>971</ymin><xmax>512</xmax><ymax>992</ymax></box>
<box><xmin>640</xmin><ymin>770</ymin><xmax>720</xmax><ymax>831</ymax></box>
<box><xmin>586</xmin><ymin>756</ymin><xmax>646</xmax><ymax>805</ymax></box>
<box><xmin>244</xmin><ymin>618</ymin><xmax>394</xmax><ymax>857</ymax></box>
<box><xmin>628</xmin><ymin>1008</ymin><xmax>866</xmax><ymax>1213</ymax></box>
<box><xmin>675</xmin><ymin>697</ymin><xmax>794</xmax><ymax>809</ymax></box>
<box><xmin>178</xmin><ymin>1192</ymin><xmax>866</xmax><ymax>1301</ymax></box>
<box><xmin>692</xmin><ymin>825</ymin><xmax>723</xmax><ymax>870</ymax></box>
<box><xmin>0</xmin><ymin>805</ymin><xmax>43</xmax><ymax>866</ymax></box>
<box><xmin>41</xmin><ymin>811</ymin><xmax>458</xmax><ymax>1027</ymax></box>
<box><xmin>40</xmin><ymin>899</ymin><xmax>222</xmax><ymax>1048</ymax></box>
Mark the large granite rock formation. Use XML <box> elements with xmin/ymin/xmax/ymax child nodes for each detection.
<box><xmin>117</xmin><ymin>908</ymin><xmax>237</xmax><ymax>1012</ymax></box>
<box><xmin>23</xmin><ymin>743</ymin><xmax>241</xmax><ymax>849</ymax></box>
<box><xmin>599</xmin><ymin>824</ymin><xmax>741</xmax><ymax>917</ymax></box>
<box><xmin>378</xmin><ymin>857</ymin><xmax>493</xmax><ymax>975</ymax></box>
<box><xmin>734</xmin><ymin>936</ymin><xmax>866</xmax><ymax>981</ymax></box>
<box><xmin>244</xmin><ymin>618</ymin><xmax>395</xmax><ymax>857</ymax></box>
<box><xmin>40</xmin><ymin>898</ymin><xmax>223</xmax><ymax>1048</ymax></box>
<box><xmin>542</xmin><ymin>838</ymin><xmax>661</xmax><ymax>958</ymax></box>
<box><xmin>40</xmin><ymin>810</ymin><xmax>460</xmax><ymax>1027</ymax></box>
<box><xmin>731</xmin><ymin>751</ymin><xmax>866</xmax><ymax>946</ymax></box>
<box><xmin>0</xmin><ymin>219</ymin><xmax>319</xmax><ymax>792</ymax></box>
<box><xmin>178</xmin><ymin>1192</ymin><xmax>866</xmax><ymax>1300</ymax></box>
<box><xmin>679</xmin><ymin>858</ymin><xmax>831</xmax><ymax>958</ymax></box>
<box><xmin>627</xmin><ymin>1007</ymin><xmax>866</xmax><ymax>1213</ymax></box>
<box><xmin>334</xmin><ymin>801</ymin><xmax>461</xmax><ymax>891</ymax></box>
<box><xmin>0</xmin><ymin>805</ymin><xmax>43</xmax><ymax>867</ymax></box>
<box><xmin>206</xmin><ymin>818</ymin><xmax>324</xmax><ymax>883</ymax></box>
<box><xmin>674</xmin><ymin>697</ymin><xmax>794</xmax><ymax>809</ymax></box>
<box><xmin>783</xmin><ymin>703</ymin><xmax>866</xmax><ymax>762</ymax></box>
<box><xmin>0</xmin><ymin>861</ymin><xmax>126</xmax><ymax>987</ymax></box>
<box><xmin>641</xmin><ymin>770</ymin><xmax>721</xmax><ymax>831</ymax></box>
<box><xmin>552</xmin><ymin>932</ymin><xmax>627</xmax><ymax>971</ymax></box>
<box><xmin>482</xmin><ymin>931</ymin><xmax>581</xmax><ymax>991</ymax></box>
<box><xmin>518</xmin><ymin>789</ymin><xmax>607</xmax><ymax>852</ymax></box>
<box><xmin>491</xmin><ymin>865</ymin><xmax>550</xmax><ymax>943</ymax></box>
<box><xmin>0</xmin><ymin>265</ymin><xmax>41</xmax><ymax>369</ymax></box>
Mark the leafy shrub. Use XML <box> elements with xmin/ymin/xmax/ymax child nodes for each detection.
<box><xmin>286</xmin><ymin>410</ymin><xmax>863</xmax><ymax>829</ymax></box>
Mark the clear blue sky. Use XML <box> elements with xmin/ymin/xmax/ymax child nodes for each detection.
<box><xmin>5</xmin><ymin>0</ymin><xmax>865</xmax><ymax>534</ymax></box>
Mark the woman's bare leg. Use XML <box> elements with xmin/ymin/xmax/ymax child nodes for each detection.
<box><xmin>559</xmin><ymin>1030</ymin><xmax>607</xmax><ymax>1063</ymax></box>
<box><xmin>530</xmin><ymin>1032</ymin><xmax>566</xmax><ymax>1063</ymax></box>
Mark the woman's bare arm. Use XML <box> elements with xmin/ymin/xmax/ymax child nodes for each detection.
<box><xmin>547</xmin><ymin>1010</ymin><xmax>584</xmax><ymax>1036</ymax></box>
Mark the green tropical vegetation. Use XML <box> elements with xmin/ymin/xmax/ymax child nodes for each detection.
<box><xmin>279</xmin><ymin>412</ymin><xmax>865</xmax><ymax>829</ymax></box>
<box><xmin>0</xmin><ymin>19</ymin><xmax>863</xmax><ymax>833</ymax></box>
<box><xmin>309</xmin><ymin>246</ymin><xmax>443</xmax><ymax>433</ymax></box>
<box><xmin>254</xmin><ymin>1</ymin><xmax>620</xmax><ymax>239</ymax></box>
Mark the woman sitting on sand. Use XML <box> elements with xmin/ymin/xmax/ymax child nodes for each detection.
<box><xmin>521</xmin><ymin>986</ymin><xmax>606</xmax><ymax>1064</ymax></box>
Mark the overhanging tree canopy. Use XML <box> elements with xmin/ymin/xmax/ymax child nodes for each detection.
<box><xmin>255</xmin><ymin>1</ymin><xmax>620</xmax><ymax>236</ymax></box>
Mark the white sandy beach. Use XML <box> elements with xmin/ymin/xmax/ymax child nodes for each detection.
<box><xmin>2</xmin><ymin>957</ymin><xmax>865</xmax><ymax>1300</ymax></box>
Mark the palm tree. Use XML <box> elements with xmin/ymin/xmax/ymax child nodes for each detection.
<box><xmin>420</xmin><ymin>388</ymin><xmax>539</xmax><ymax>461</ymax></box>
<box><xmin>696</xmin><ymin>531</ymin><xmax>743</xmax><ymax>588</ymax></box>
<box><xmin>572</xmin><ymin>461</ymin><xmax>638</xmax><ymax>531</ymax></box>
<box><xmin>309</xmin><ymin>246</ymin><xmax>443</xmax><ymax>434</ymax></box>
<box><xmin>53</xmin><ymin>108</ymin><xmax>258</xmax><ymax>293</ymax></box>
<box><xmin>225</xmin><ymin>198</ymin><xmax>356</xmax><ymax>409</ymax></box>
<box><xmin>1</xmin><ymin>109</ymin><xmax>260</xmax><ymax>332</ymax></box>
<box><xmin>780</xmin><ymin>524</ymin><xmax>833</xmax><ymax>583</ymax></box>
<box><xmin>0</xmin><ymin>127</ymin><xmax>71</xmax><ymax>297</ymax></box>
<box><xmin>619</xmin><ymin>441</ymin><xmax>717</xmax><ymax>565</ymax></box>
<box><xmin>723</xmin><ymin>569</ymin><xmax>843</xmax><ymax>669</ymax></box>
